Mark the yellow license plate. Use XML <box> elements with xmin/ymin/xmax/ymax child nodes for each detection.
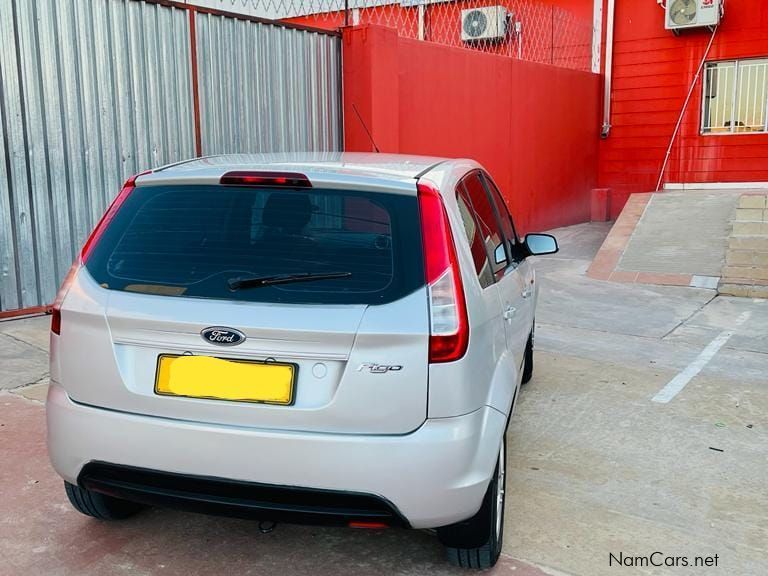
<box><xmin>154</xmin><ymin>354</ymin><xmax>296</xmax><ymax>405</ymax></box>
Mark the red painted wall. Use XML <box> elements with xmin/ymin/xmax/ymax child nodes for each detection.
<box><xmin>287</xmin><ymin>1</ymin><xmax>595</xmax><ymax>69</ymax></box>
<box><xmin>342</xmin><ymin>25</ymin><xmax>600</xmax><ymax>232</ymax></box>
<box><xmin>549</xmin><ymin>0</ymin><xmax>593</xmax><ymax>22</ymax></box>
<box><xmin>288</xmin><ymin>0</ymin><xmax>594</xmax><ymax>31</ymax></box>
<box><xmin>599</xmin><ymin>0</ymin><xmax>768</xmax><ymax>211</ymax></box>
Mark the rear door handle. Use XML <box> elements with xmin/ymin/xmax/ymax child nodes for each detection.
<box><xmin>503</xmin><ymin>306</ymin><xmax>517</xmax><ymax>321</ymax></box>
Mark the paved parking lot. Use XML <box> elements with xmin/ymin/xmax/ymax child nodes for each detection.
<box><xmin>1</xmin><ymin>222</ymin><xmax>766</xmax><ymax>576</ymax></box>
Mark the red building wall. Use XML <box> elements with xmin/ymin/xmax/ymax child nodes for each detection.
<box><xmin>599</xmin><ymin>0</ymin><xmax>768</xmax><ymax>214</ymax></box>
<box><xmin>342</xmin><ymin>25</ymin><xmax>600</xmax><ymax>233</ymax></box>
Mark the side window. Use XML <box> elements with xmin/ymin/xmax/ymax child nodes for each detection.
<box><xmin>456</xmin><ymin>192</ymin><xmax>495</xmax><ymax>289</ymax></box>
<box><xmin>457</xmin><ymin>172</ymin><xmax>507</xmax><ymax>284</ymax></box>
<box><xmin>480</xmin><ymin>173</ymin><xmax>523</xmax><ymax>262</ymax></box>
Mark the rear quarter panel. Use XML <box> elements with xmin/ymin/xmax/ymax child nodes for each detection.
<box><xmin>423</xmin><ymin>161</ymin><xmax>520</xmax><ymax>419</ymax></box>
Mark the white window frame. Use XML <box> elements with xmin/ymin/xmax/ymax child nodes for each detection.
<box><xmin>701</xmin><ymin>57</ymin><xmax>768</xmax><ymax>136</ymax></box>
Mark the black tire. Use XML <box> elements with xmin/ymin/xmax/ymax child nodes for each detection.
<box><xmin>64</xmin><ymin>482</ymin><xmax>143</xmax><ymax>520</ymax></box>
<box><xmin>438</xmin><ymin>438</ymin><xmax>506</xmax><ymax>569</ymax></box>
<box><xmin>521</xmin><ymin>331</ymin><xmax>534</xmax><ymax>385</ymax></box>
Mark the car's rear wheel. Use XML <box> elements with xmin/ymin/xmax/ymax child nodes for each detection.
<box><xmin>521</xmin><ymin>330</ymin><xmax>534</xmax><ymax>384</ymax></box>
<box><xmin>437</xmin><ymin>438</ymin><xmax>506</xmax><ymax>569</ymax></box>
<box><xmin>64</xmin><ymin>481</ymin><xmax>143</xmax><ymax>520</ymax></box>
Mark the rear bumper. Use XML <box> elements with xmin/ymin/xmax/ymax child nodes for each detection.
<box><xmin>47</xmin><ymin>384</ymin><xmax>506</xmax><ymax>529</ymax></box>
<box><xmin>79</xmin><ymin>462</ymin><xmax>409</xmax><ymax>527</ymax></box>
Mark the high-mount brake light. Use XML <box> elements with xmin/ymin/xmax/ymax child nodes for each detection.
<box><xmin>417</xmin><ymin>179</ymin><xmax>469</xmax><ymax>363</ymax></box>
<box><xmin>220</xmin><ymin>171</ymin><xmax>313</xmax><ymax>188</ymax></box>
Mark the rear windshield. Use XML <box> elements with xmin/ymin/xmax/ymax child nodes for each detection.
<box><xmin>84</xmin><ymin>185</ymin><xmax>424</xmax><ymax>305</ymax></box>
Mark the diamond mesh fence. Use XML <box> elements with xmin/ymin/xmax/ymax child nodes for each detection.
<box><xmin>194</xmin><ymin>0</ymin><xmax>595</xmax><ymax>72</ymax></box>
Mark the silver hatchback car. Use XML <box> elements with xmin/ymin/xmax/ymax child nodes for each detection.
<box><xmin>47</xmin><ymin>153</ymin><xmax>557</xmax><ymax>569</ymax></box>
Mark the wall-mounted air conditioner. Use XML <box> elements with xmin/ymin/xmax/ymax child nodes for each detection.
<box><xmin>665</xmin><ymin>0</ymin><xmax>723</xmax><ymax>31</ymax></box>
<box><xmin>460</xmin><ymin>6</ymin><xmax>508</xmax><ymax>42</ymax></box>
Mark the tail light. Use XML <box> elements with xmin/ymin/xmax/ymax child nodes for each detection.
<box><xmin>52</xmin><ymin>170</ymin><xmax>149</xmax><ymax>335</ymax></box>
<box><xmin>417</xmin><ymin>180</ymin><xmax>469</xmax><ymax>363</ymax></box>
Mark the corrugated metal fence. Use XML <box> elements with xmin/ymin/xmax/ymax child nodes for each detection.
<box><xmin>196</xmin><ymin>12</ymin><xmax>341</xmax><ymax>154</ymax></box>
<box><xmin>0</xmin><ymin>0</ymin><xmax>341</xmax><ymax>313</ymax></box>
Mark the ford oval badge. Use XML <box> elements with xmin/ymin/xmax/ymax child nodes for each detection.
<box><xmin>201</xmin><ymin>327</ymin><xmax>246</xmax><ymax>346</ymax></box>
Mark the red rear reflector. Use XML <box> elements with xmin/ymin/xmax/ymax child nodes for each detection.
<box><xmin>220</xmin><ymin>171</ymin><xmax>312</xmax><ymax>188</ymax></box>
<box><xmin>417</xmin><ymin>179</ymin><xmax>469</xmax><ymax>363</ymax></box>
<box><xmin>51</xmin><ymin>310</ymin><xmax>60</xmax><ymax>336</ymax></box>
<box><xmin>81</xmin><ymin>170</ymin><xmax>151</xmax><ymax>263</ymax></box>
<box><xmin>348</xmin><ymin>521</ymin><xmax>389</xmax><ymax>529</ymax></box>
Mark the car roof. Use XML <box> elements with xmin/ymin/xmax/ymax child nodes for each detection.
<box><xmin>137</xmin><ymin>152</ymin><xmax>453</xmax><ymax>194</ymax></box>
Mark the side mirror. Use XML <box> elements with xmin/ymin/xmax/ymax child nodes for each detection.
<box><xmin>493</xmin><ymin>243</ymin><xmax>507</xmax><ymax>265</ymax></box>
<box><xmin>524</xmin><ymin>233</ymin><xmax>558</xmax><ymax>256</ymax></box>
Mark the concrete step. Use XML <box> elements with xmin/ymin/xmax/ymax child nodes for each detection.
<box><xmin>719</xmin><ymin>194</ymin><xmax>768</xmax><ymax>299</ymax></box>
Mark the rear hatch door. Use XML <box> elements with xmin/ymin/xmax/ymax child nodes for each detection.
<box><xmin>56</xmin><ymin>180</ymin><xmax>428</xmax><ymax>434</ymax></box>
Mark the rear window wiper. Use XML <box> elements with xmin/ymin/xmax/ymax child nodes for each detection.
<box><xmin>228</xmin><ymin>272</ymin><xmax>352</xmax><ymax>291</ymax></box>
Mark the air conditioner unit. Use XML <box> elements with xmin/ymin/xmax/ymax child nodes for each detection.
<box><xmin>461</xmin><ymin>6</ymin><xmax>508</xmax><ymax>42</ymax></box>
<box><xmin>665</xmin><ymin>0</ymin><xmax>722</xmax><ymax>31</ymax></box>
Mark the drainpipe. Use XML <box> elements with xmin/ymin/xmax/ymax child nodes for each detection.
<box><xmin>601</xmin><ymin>0</ymin><xmax>616</xmax><ymax>138</ymax></box>
<box><xmin>591</xmin><ymin>0</ymin><xmax>603</xmax><ymax>73</ymax></box>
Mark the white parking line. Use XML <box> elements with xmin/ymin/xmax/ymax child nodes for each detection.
<box><xmin>652</xmin><ymin>311</ymin><xmax>752</xmax><ymax>404</ymax></box>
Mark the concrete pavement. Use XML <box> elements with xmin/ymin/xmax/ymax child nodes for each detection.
<box><xmin>1</xmin><ymin>222</ymin><xmax>766</xmax><ymax>575</ymax></box>
<box><xmin>518</xmin><ymin>223</ymin><xmax>767</xmax><ymax>575</ymax></box>
<box><xmin>587</xmin><ymin>190</ymin><xmax>743</xmax><ymax>289</ymax></box>
<box><xmin>0</xmin><ymin>315</ymin><xmax>49</xmax><ymax>393</ymax></box>
<box><xmin>618</xmin><ymin>190</ymin><xmax>738</xmax><ymax>276</ymax></box>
